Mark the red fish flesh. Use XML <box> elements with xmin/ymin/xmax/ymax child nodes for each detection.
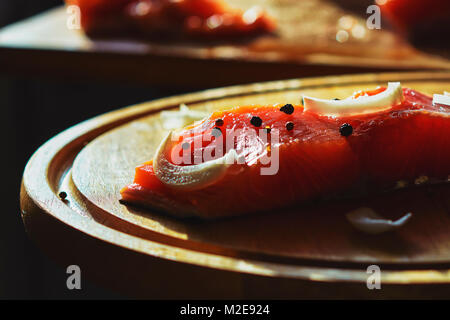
<box><xmin>120</xmin><ymin>86</ymin><xmax>450</xmax><ymax>219</ymax></box>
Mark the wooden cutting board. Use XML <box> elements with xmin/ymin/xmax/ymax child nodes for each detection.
<box><xmin>21</xmin><ymin>72</ymin><xmax>450</xmax><ymax>299</ymax></box>
<box><xmin>2</xmin><ymin>3</ymin><xmax>449</xmax><ymax>88</ymax></box>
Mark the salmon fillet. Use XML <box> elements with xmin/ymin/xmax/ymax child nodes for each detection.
<box><xmin>121</xmin><ymin>88</ymin><xmax>450</xmax><ymax>219</ymax></box>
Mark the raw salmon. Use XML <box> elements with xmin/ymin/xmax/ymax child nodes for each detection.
<box><xmin>120</xmin><ymin>87</ymin><xmax>450</xmax><ymax>219</ymax></box>
<box><xmin>65</xmin><ymin>0</ymin><xmax>275</xmax><ymax>38</ymax></box>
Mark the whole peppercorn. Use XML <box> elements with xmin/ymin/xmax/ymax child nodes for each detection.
<box><xmin>286</xmin><ymin>122</ymin><xmax>294</xmax><ymax>131</ymax></box>
<box><xmin>280</xmin><ymin>104</ymin><xmax>294</xmax><ymax>115</ymax></box>
<box><xmin>339</xmin><ymin>123</ymin><xmax>353</xmax><ymax>137</ymax></box>
<box><xmin>250</xmin><ymin>116</ymin><xmax>263</xmax><ymax>127</ymax></box>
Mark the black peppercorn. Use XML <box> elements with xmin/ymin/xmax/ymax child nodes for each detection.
<box><xmin>280</xmin><ymin>104</ymin><xmax>294</xmax><ymax>115</ymax></box>
<box><xmin>250</xmin><ymin>116</ymin><xmax>263</xmax><ymax>127</ymax></box>
<box><xmin>339</xmin><ymin>123</ymin><xmax>353</xmax><ymax>137</ymax></box>
<box><xmin>286</xmin><ymin>122</ymin><xmax>294</xmax><ymax>131</ymax></box>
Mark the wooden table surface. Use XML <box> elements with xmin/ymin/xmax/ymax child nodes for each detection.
<box><xmin>1</xmin><ymin>5</ymin><xmax>449</xmax><ymax>88</ymax></box>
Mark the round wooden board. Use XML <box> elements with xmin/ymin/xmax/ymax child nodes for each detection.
<box><xmin>21</xmin><ymin>72</ymin><xmax>450</xmax><ymax>299</ymax></box>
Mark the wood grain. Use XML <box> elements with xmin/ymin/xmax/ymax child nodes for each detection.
<box><xmin>21</xmin><ymin>72</ymin><xmax>450</xmax><ymax>298</ymax></box>
<box><xmin>1</xmin><ymin>5</ymin><xmax>449</xmax><ymax>87</ymax></box>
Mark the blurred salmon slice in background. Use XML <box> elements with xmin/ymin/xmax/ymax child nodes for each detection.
<box><xmin>65</xmin><ymin>0</ymin><xmax>276</xmax><ymax>38</ymax></box>
<box><xmin>64</xmin><ymin>0</ymin><xmax>450</xmax><ymax>70</ymax></box>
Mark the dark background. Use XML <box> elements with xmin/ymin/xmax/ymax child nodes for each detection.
<box><xmin>0</xmin><ymin>0</ymin><xmax>187</xmax><ymax>299</ymax></box>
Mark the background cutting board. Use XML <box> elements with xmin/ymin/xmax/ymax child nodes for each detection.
<box><xmin>1</xmin><ymin>1</ymin><xmax>449</xmax><ymax>88</ymax></box>
<box><xmin>21</xmin><ymin>72</ymin><xmax>450</xmax><ymax>298</ymax></box>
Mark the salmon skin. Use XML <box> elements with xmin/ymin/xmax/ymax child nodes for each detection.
<box><xmin>120</xmin><ymin>87</ymin><xmax>450</xmax><ymax>219</ymax></box>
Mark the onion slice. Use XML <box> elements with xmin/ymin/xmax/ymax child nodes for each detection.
<box><xmin>153</xmin><ymin>131</ymin><xmax>239</xmax><ymax>191</ymax></box>
<box><xmin>346</xmin><ymin>207</ymin><xmax>412</xmax><ymax>235</ymax></box>
<box><xmin>433</xmin><ymin>93</ymin><xmax>450</xmax><ymax>107</ymax></box>
<box><xmin>303</xmin><ymin>82</ymin><xmax>404</xmax><ymax>116</ymax></box>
